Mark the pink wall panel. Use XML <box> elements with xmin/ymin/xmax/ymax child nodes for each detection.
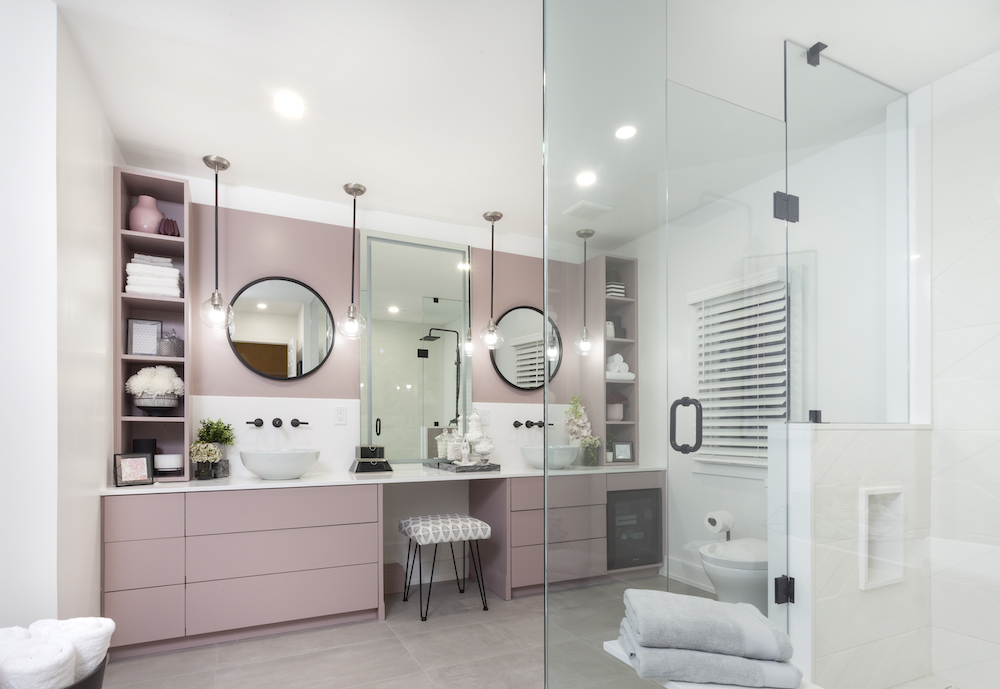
<box><xmin>606</xmin><ymin>471</ymin><xmax>665</xmax><ymax>492</ymax></box>
<box><xmin>510</xmin><ymin>477</ymin><xmax>543</xmax><ymax>511</ymax></box>
<box><xmin>510</xmin><ymin>509</ymin><xmax>543</xmax><ymax>547</ymax></box>
<box><xmin>186</xmin><ymin>523</ymin><xmax>377</xmax><ymax>582</ymax></box>
<box><xmin>549</xmin><ymin>474</ymin><xmax>606</xmax><ymax>508</ymax></box>
<box><xmin>546</xmin><ymin>257</ymin><xmax>584</xmax><ymax>405</ymax></box>
<box><xmin>104</xmin><ymin>538</ymin><xmax>185</xmax><ymax>592</ymax></box>
<box><xmin>185</xmin><ymin>486</ymin><xmax>377</xmax><ymax>535</ymax></box>
<box><xmin>105</xmin><ymin>585</ymin><xmax>185</xmax><ymax>647</ymax></box>
<box><xmin>185</xmin><ymin>563</ymin><xmax>378</xmax><ymax>636</ymax></box>
<box><xmin>103</xmin><ymin>495</ymin><xmax>184</xmax><ymax>542</ymax></box>
<box><xmin>188</xmin><ymin>204</ymin><xmax>359</xmax><ymax>399</ymax></box>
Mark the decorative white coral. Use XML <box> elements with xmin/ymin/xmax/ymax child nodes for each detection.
<box><xmin>125</xmin><ymin>365</ymin><xmax>185</xmax><ymax>396</ymax></box>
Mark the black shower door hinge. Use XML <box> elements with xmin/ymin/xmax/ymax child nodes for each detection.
<box><xmin>773</xmin><ymin>192</ymin><xmax>800</xmax><ymax>223</ymax></box>
<box><xmin>775</xmin><ymin>575</ymin><xmax>795</xmax><ymax>604</ymax></box>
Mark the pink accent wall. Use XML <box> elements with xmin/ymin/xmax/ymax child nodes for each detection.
<box><xmin>188</xmin><ymin>203</ymin><xmax>359</xmax><ymax>399</ymax></box>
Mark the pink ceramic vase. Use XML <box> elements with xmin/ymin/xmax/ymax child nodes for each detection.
<box><xmin>129</xmin><ymin>195</ymin><xmax>163</xmax><ymax>233</ymax></box>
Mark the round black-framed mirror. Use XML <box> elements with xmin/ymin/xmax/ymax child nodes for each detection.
<box><xmin>489</xmin><ymin>305</ymin><xmax>562</xmax><ymax>390</ymax></box>
<box><xmin>228</xmin><ymin>276</ymin><xmax>335</xmax><ymax>380</ymax></box>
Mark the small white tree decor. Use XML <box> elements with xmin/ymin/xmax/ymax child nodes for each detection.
<box><xmin>566</xmin><ymin>394</ymin><xmax>601</xmax><ymax>465</ymax></box>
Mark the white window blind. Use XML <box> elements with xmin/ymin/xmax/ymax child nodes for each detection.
<box><xmin>512</xmin><ymin>337</ymin><xmax>545</xmax><ymax>387</ymax></box>
<box><xmin>687</xmin><ymin>268</ymin><xmax>788</xmax><ymax>466</ymax></box>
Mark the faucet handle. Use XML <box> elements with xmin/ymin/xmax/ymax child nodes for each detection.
<box><xmin>247</xmin><ymin>418</ymin><xmax>263</xmax><ymax>427</ymax></box>
<box><xmin>272</xmin><ymin>418</ymin><xmax>283</xmax><ymax>428</ymax></box>
<box><xmin>512</xmin><ymin>421</ymin><xmax>523</xmax><ymax>428</ymax></box>
<box><xmin>525</xmin><ymin>420</ymin><xmax>549</xmax><ymax>428</ymax></box>
<box><xmin>291</xmin><ymin>419</ymin><xmax>308</xmax><ymax>428</ymax></box>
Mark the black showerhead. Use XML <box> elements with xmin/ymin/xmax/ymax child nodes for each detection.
<box><xmin>420</xmin><ymin>332</ymin><xmax>440</xmax><ymax>341</ymax></box>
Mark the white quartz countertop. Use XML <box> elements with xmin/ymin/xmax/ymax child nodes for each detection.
<box><xmin>100</xmin><ymin>463</ymin><xmax>664</xmax><ymax>496</ymax></box>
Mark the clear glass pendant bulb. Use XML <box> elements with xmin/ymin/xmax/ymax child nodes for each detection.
<box><xmin>574</xmin><ymin>327</ymin><xmax>592</xmax><ymax>356</ymax></box>
<box><xmin>547</xmin><ymin>339</ymin><xmax>560</xmax><ymax>361</ymax></box>
<box><xmin>479</xmin><ymin>319</ymin><xmax>504</xmax><ymax>350</ymax></box>
<box><xmin>336</xmin><ymin>303</ymin><xmax>366</xmax><ymax>340</ymax></box>
<box><xmin>464</xmin><ymin>328</ymin><xmax>475</xmax><ymax>357</ymax></box>
<box><xmin>200</xmin><ymin>290</ymin><xmax>234</xmax><ymax>329</ymax></box>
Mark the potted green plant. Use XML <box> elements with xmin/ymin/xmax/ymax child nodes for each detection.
<box><xmin>195</xmin><ymin>418</ymin><xmax>235</xmax><ymax>478</ymax></box>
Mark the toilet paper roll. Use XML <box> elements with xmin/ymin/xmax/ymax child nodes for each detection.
<box><xmin>704</xmin><ymin>511</ymin><xmax>735</xmax><ymax>534</ymax></box>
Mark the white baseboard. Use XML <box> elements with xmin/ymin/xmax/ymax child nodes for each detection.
<box><xmin>664</xmin><ymin>556</ymin><xmax>716</xmax><ymax>594</ymax></box>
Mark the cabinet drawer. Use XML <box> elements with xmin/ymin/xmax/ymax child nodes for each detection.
<box><xmin>511</xmin><ymin>545</ymin><xmax>543</xmax><ymax>588</ymax></box>
<box><xmin>549</xmin><ymin>538</ymin><xmax>607</xmax><ymax>583</ymax></box>
<box><xmin>186</xmin><ymin>523</ymin><xmax>378</xmax><ymax>582</ymax></box>
<box><xmin>549</xmin><ymin>505</ymin><xmax>606</xmax><ymax>543</ymax></box>
<box><xmin>104</xmin><ymin>494</ymin><xmax>184</xmax><ymax>542</ymax></box>
<box><xmin>607</xmin><ymin>471</ymin><xmax>665</xmax><ymax>492</ymax></box>
<box><xmin>550</xmin><ymin>475</ymin><xmax>606</xmax><ymax>508</ymax></box>
<box><xmin>186</xmin><ymin>486</ymin><xmax>378</xmax><ymax>535</ymax></box>
<box><xmin>185</xmin><ymin>563</ymin><xmax>378</xmax><ymax>636</ymax></box>
<box><xmin>104</xmin><ymin>538</ymin><xmax>184</xmax><ymax>592</ymax></box>
<box><xmin>510</xmin><ymin>477</ymin><xmax>543</xmax><ymax>511</ymax></box>
<box><xmin>510</xmin><ymin>510</ymin><xmax>543</xmax><ymax>547</ymax></box>
<box><xmin>104</xmin><ymin>585</ymin><xmax>185</xmax><ymax>647</ymax></box>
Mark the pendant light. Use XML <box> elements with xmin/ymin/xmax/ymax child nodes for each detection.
<box><xmin>574</xmin><ymin>229</ymin><xmax>595</xmax><ymax>356</ymax></box>
<box><xmin>479</xmin><ymin>211</ymin><xmax>504</xmax><ymax>349</ymax></box>
<box><xmin>336</xmin><ymin>183</ymin><xmax>367</xmax><ymax>340</ymax></box>
<box><xmin>200</xmin><ymin>155</ymin><xmax>234</xmax><ymax>329</ymax></box>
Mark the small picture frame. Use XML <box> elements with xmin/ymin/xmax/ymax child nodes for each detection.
<box><xmin>612</xmin><ymin>441</ymin><xmax>634</xmax><ymax>462</ymax></box>
<box><xmin>114</xmin><ymin>453</ymin><xmax>154</xmax><ymax>486</ymax></box>
<box><xmin>128</xmin><ymin>319</ymin><xmax>162</xmax><ymax>356</ymax></box>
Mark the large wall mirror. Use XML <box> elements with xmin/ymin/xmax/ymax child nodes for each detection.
<box><xmin>490</xmin><ymin>306</ymin><xmax>562</xmax><ymax>390</ymax></box>
<box><xmin>228</xmin><ymin>277</ymin><xmax>334</xmax><ymax>379</ymax></box>
<box><xmin>360</xmin><ymin>234</ymin><xmax>472</xmax><ymax>459</ymax></box>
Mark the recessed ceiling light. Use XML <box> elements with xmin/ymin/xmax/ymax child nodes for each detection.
<box><xmin>576</xmin><ymin>171</ymin><xmax>596</xmax><ymax>186</ymax></box>
<box><xmin>458</xmin><ymin>262</ymin><xmax>471</xmax><ymax>271</ymax></box>
<box><xmin>388</xmin><ymin>306</ymin><xmax>399</xmax><ymax>313</ymax></box>
<box><xmin>257</xmin><ymin>303</ymin><xmax>267</xmax><ymax>309</ymax></box>
<box><xmin>274</xmin><ymin>91</ymin><xmax>304</xmax><ymax>118</ymax></box>
<box><xmin>615</xmin><ymin>125</ymin><xmax>636</xmax><ymax>139</ymax></box>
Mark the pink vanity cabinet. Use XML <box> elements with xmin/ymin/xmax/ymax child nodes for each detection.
<box><xmin>470</xmin><ymin>471</ymin><xmax>665</xmax><ymax>599</ymax></box>
<box><xmin>102</xmin><ymin>484</ymin><xmax>382</xmax><ymax>655</ymax></box>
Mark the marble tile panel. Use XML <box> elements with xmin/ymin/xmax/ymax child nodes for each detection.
<box><xmin>395</xmin><ymin>614</ymin><xmax>543</xmax><ymax>671</ymax></box>
<box><xmin>932</xmin><ymin>626</ymin><xmax>1000</xmax><ymax>689</ymax></box>
<box><xmin>424</xmin><ymin>646</ymin><xmax>544</xmax><ymax>689</ymax></box>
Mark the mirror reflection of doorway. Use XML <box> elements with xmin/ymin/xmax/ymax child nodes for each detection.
<box><xmin>361</xmin><ymin>235</ymin><xmax>472</xmax><ymax>458</ymax></box>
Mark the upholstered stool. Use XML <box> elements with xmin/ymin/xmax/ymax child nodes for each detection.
<box><xmin>398</xmin><ymin>513</ymin><xmax>491</xmax><ymax>621</ymax></box>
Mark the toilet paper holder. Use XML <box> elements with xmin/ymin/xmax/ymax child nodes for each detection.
<box><xmin>705</xmin><ymin>510</ymin><xmax>735</xmax><ymax>541</ymax></box>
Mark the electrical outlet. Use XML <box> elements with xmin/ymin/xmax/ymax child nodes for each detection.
<box><xmin>335</xmin><ymin>406</ymin><xmax>347</xmax><ymax>425</ymax></box>
<box><xmin>476</xmin><ymin>407</ymin><xmax>490</xmax><ymax>425</ymax></box>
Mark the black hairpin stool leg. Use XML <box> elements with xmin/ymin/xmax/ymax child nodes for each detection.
<box><xmin>419</xmin><ymin>543</ymin><xmax>439</xmax><ymax>621</ymax></box>
<box><xmin>403</xmin><ymin>539</ymin><xmax>416</xmax><ymax>601</ymax></box>
<box><xmin>450</xmin><ymin>542</ymin><xmax>467</xmax><ymax>593</ymax></box>
<box><xmin>468</xmin><ymin>540</ymin><xmax>489</xmax><ymax>611</ymax></box>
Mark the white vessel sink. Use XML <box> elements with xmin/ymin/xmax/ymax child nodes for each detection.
<box><xmin>240</xmin><ymin>449</ymin><xmax>320</xmax><ymax>480</ymax></box>
<box><xmin>520</xmin><ymin>445</ymin><xmax>580</xmax><ymax>470</ymax></box>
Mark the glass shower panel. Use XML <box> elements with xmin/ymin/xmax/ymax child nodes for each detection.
<box><xmin>785</xmin><ymin>41</ymin><xmax>909</xmax><ymax>423</ymax></box>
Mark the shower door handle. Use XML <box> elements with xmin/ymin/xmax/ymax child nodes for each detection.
<box><xmin>375</xmin><ymin>418</ymin><xmax>381</xmax><ymax>437</ymax></box>
<box><xmin>669</xmin><ymin>397</ymin><xmax>702</xmax><ymax>454</ymax></box>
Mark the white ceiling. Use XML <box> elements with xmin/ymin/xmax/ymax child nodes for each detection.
<box><xmin>56</xmin><ymin>0</ymin><xmax>1000</xmax><ymax>253</ymax></box>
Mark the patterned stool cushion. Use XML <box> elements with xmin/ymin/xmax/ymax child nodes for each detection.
<box><xmin>398</xmin><ymin>514</ymin><xmax>492</xmax><ymax>546</ymax></box>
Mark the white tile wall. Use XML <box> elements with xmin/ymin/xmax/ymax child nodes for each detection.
<box><xmin>929</xmin><ymin>46</ymin><xmax>1000</xmax><ymax>689</ymax></box>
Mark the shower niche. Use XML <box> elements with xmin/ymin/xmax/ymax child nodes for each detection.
<box><xmin>859</xmin><ymin>485</ymin><xmax>905</xmax><ymax>590</ymax></box>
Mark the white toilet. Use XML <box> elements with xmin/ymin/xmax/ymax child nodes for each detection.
<box><xmin>698</xmin><ymin>537</ymin><xmax>769</xmax><ymax>614</ymax></box>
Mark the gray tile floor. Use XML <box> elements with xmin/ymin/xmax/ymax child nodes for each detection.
<box><xmin>103</xmin><ymin>574</ymin><xmax>713</xmax><ymax>689</ymax></box>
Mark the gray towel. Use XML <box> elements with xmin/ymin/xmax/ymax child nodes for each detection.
<box><xmin>619</xmin><ymin>619</ymin><xmax>802</xmax><ymax>688</ymax></box>
<box><xmin>623</xmin><ymin>589</ymin><xmax>793</xmax><ymax>661</ymax></box>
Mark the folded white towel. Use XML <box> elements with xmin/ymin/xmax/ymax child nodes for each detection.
<box><xmin>0</xmin><ymin>636</ymin><xmax>76</xmax><ymax>689</ymax></box>
<box><xmin>0</xmin><ymin>627</ymin><xmax>30</xmax><ymax>666</ymax></box>
<box><xmin>127</xmin><ymin>275</ymin><xmax>181</xmax><ymax>289</ymax></box>
<box><xmin>125</xmin><ymin>284</ymin><xmax>181</xmax><ymax>298</ymax></box>
<box><xmin>28</xmin><ymin>618</ymin><xmax>115</xmax><ymax>682</ymax></box>
<box><xmin>607</xmin><ymin>353</ymin><xmax>625</xmax><ymax>366</ymax></box>
<box><xmin>125</xmin><ymin>263</ymin><xmax>180</xmax><ymax>278</ymax></box>
<box><xmin>606</xmin><ymin>371</ymin><xmax>636</xmax><ymax>381</ymax></box>
<box><xmin>132</xmin><ymin>253</ymin><xmax>173</xmax><ymax>267</ymax></box>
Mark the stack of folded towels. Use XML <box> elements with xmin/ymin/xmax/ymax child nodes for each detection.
<box><xmin>619</xmin><ymin>590</ymin><xmax>802</xmax><ymax>688</ymax></box>
<box><xmin>125</xmin><ymin>253</ymin><xmax>182</xmax><ymax>298</ymax></box>
<box><xmin>607</xmin><ymin>352</ymin><xmax>636</xmax><ymax>381</ymax></box>
<box><xmin>0</xmin><ymin>618</ymin><xmax>115</xmax><ymax>689</ymax></box>
<box><xmin>607</xmin><ymin>281</ymin><xmax>626</xmax><ymax>297</ymax></box>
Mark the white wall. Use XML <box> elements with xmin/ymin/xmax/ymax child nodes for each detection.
<box><xmin>925</xmin><ymin>47</ymin><xmax>1000</xmax><ymax>689</ymax></box>
<box><xmin>55</xmin><ymin>15</ymin><xmax>124</xmax><ymax>619</ymax></box>
<box><xmin>0</xmin><ymin>0</ymin><xmax>58</xmax><ymax>627</ymax></box>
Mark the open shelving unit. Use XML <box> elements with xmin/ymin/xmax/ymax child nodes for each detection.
<box><xmin>583</xmin><ymin>255</ymin><xmax>639</xmax><ymax>465</ymax></box>
<box><xmin>112</xmin><ymin>168</ymin><xmax>191</xmax><ymax>482</ymax></box>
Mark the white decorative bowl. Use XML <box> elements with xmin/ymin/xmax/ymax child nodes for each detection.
<box><xmin>240</xmin><ymin>449</ymin><xmax>320</xmax><ymax>480</ymax></box>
